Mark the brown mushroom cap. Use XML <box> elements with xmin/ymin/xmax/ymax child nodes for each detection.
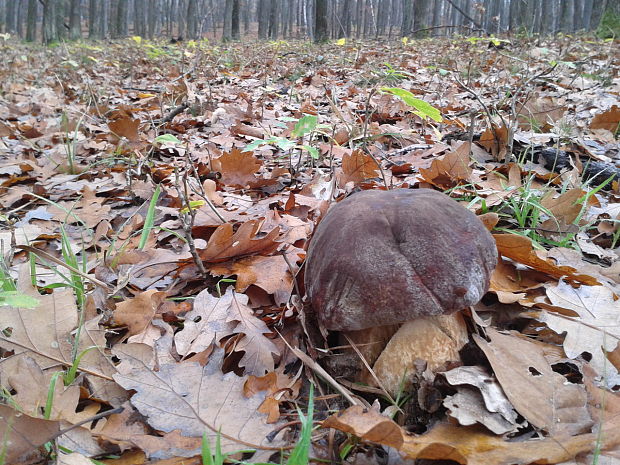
<box><xmin>305</xmin><ymin>189</ymin><xmax>497</xmax><ymax>331</ymax></box>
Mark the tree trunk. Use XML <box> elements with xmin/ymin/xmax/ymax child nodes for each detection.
<box><xmin>258</xmin><ymin>0</ymin><xmax>269</xmax><ymax>39</ymax></box>
<box><xmin>5</xmin><ymin>0</ymin><xmax>17</xmax><ymax>33</ymax></box>
<box><xmin>26</xmin><ymin>0</ymin><xmax>38</xmax><ymax>41</ymax></box>
<box><xmin>560</xmin><ymin>0</ymin><xmax>575</xmax><ymax>33</ymax></box>
<box><xmin>268</xmin><ymin>0</ymin><xmax>279</xmax><ymax>39</ymax></box>
<box><xmin>315</xmin><ymin>0</ymin><xmax>328</xmax><ymax>42</ymax></box>
<box><xmin>401</xmin><ymin>0</ymin><xmax>412</xmax><ymax>36</ymax></box>
<box><xmin>232</xmin><ymin>0</ymin><xmax>240</xmax><ymax>39</ymax></box>
<box><xmin>42</xmin><ymin>0</ymin><xmax>59</xmax><ymax>43</ymax></box>
<box><xmin>116</xmin><ymin>0</ymin><xmax>128</xmax><ymax>36</ymax></box>
<box><xmin>186</xmin><ymin>0</ymin><xmax>198</xmax><ymax>38</ymax></box>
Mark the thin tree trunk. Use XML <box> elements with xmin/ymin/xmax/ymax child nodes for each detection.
<box><xmin>26</xmin><ymin>0</ymin><xmax>38</xmax><ymax>41</ymax></box>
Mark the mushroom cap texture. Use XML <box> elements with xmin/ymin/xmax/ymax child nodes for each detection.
<box><xmin>305</xmin><ymin>189</ymin><xmax>498</xmax><ymax>331</ymax></box>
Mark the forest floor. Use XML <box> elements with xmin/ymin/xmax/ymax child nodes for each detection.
<box><xmin>0</xmin><ymin>34</ymin><xmax>619</xmax><ymax>465</ymax></box>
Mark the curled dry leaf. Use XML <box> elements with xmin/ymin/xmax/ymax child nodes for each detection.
<box><xmin>209</xmin><ymin>247</ymin><xmax>304</xmax><ymax>305</ymax></box>
<box><xmin>337</xmin><ymin>149</ymin><xmax>381</xmax><ymax>187</ymax></box>
<box><xmin>419</xmin><ymin>141</ymin><xmax>473</xmax><ymax>187</ymax></box>
<box><xmin>114</xmin><ymin>289</ymin><xmax>167</xmax><ymax>336</ymax></box>
<box><xmin>198</xmin><ymin>219</ymin><xmax>280</xmax><ymax>263</ymax></box>
<box><xmin>0</xmin><ymin>405</ymin><xmax>63</xmax><ymax>464</ymax></box>
<box><xmin>493</xmin><ymin>233</ymin><xmax>599</xmax><ymax>285</ymax></box>
<box><xmin>322</xmin><ymin>404</ymin><xmax>620</xmax><ymax>465</ymax></box>
<box><xmin>443</xmin><ymin>365</ymin><xmax>520</xmax><ymax>434</ymax></box>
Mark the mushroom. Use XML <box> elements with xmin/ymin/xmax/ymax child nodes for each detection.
<box><xmin>304</xmin><ymin>188</ymin><xmax>497</xmax><ymax>392</ymax></box>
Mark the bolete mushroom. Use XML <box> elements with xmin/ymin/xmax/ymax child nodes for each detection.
<box><xmin>304</xmin><ymin>188</ymin><xmax>497</xmax><ymax>392</ymax></box>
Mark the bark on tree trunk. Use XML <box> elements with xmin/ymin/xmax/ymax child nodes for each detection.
<box><xmin>315</xmin><ymin>0</ymin><xmax>328</xmax><ymax>42</ymax></box>
<box><xmin>26</xmin><ymin>0</ymin><xmax>38</xmax><ymax>41</ymax></box>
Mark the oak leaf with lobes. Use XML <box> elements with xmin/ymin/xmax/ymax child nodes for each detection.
<box><xmin>198</xmin><ymin>220</ymin><xmax>280</xmax><ymax>263</ymax></box>
<box><xmin>211</xmin><ymin>148</ymin><xmax>262</xmax><ymax>188</ymax></box>
<box><xmin>174</xmin><ymin>287</ymin><xmax>279</xmax><ymax>375</ymax></box>
<box><xmin>113</xmin><ymin>349</ymin><xmax>283</xmax><ymax>459</ymax></box>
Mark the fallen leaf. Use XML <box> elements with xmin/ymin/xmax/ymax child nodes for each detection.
<box><xmin>590</xmin><ymin>105</ymin><xmax>620</xmax><ymax>132</ymax></box>
<box><xmin>0</xmin><ymin>405</ymin><xmax>63</xmax><ymax>464</ymax></box>
<box><xmin>174</xmin><ymin>287</ymin><xmax>279</xmax><ymax>375</ymax></box>
<box><xmin>209</xmin><ymin>248</ymin><xmax>303</xmax><ymax>305</ymax></box>
<box><xmin>493</xmin><ymin>234</ymin><xmax>599</xmax><ymax>285</ymax></box>
<box><xmin>211</xmin><ymin>148</ymin><xmax>262</xmax><ymax>188</ymax></box>
<box><xmin>113</xmin><ymin>349</ymin><xmax>284</xmax><ymax>457</ymax></box>
<box><xmin>323</xmin><ymin>405</ymin><xmax>620</xmax><ymax>465</ymax></box>
<box><xmin>535</xmin><ymin>279</ymin><xmax>620</xmax><ymax>385</ymax></box>
<box><xmin>443</xmin><ymin>365</ymin><xmax>519</xmax><ymax>434</ymax></box>
<box><xmin>475</xmin><ymin>328</ymin><xmax>592</xmax><ymax>435</ymax></box>
<box><xmin>198</xmin><ymin>220</ymin><xmax>280</xmax><ymax>263</ymax></box>
<box><xmin>337</xmin><ymin>149</ymin><xmax>380</xmax><ymax>187</ymax></box>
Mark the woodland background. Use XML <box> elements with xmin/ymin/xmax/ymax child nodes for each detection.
<box><xmin>0</xmin><ymin>0</ymin><xmax>620</xmax><ymax>463</ymax></box>
<box><xmin>0</xmin><ymin>0</ymin><xmax>620</xmax><ymax>44</ymax></box>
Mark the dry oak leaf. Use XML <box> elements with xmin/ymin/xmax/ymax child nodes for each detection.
<box><xmin>534</xmin><ymin>279</ymin><xmax>620</xmax><ymax>385</ymax></box>
<box><xmin>479</xmin><ymin>125</ymin><xmax>509</xmax><ymax>160</ymax></box>
<box><xmin>475</xmin><ymin>328</ymin><xmax>592</xmax><ymax>436</ymax></box>
<box><xmin>0</xmin><ymin>404</ymin><xmax>63</xmax><ymax>464</ymax></box>
<box><xmin>443</xmin><ymin>365</ymin><xmax>519</xmax><ymax>434</ymax></box>
<box><xmin>114</xmin><ymin>289</ymin><xmax>167</xmax><ymax>336</ymax></box>
<box><xmin>108</xmin><ymin>116</ymin><xmax>140</xmax><ymax>141</ymax></box>
<box><xmin>209</xmin><ymin>248</ymin><xmax>304</xmax><ymax>305</ymax></box>
<box><xmin>323</xmin><ymin>405</ymin><xmax>620</xmax><ymax>465</ymax></box>
<box><xmin>493</xmin><ymin>234</ymin><xmax>599</xmax><ymax>285</ymax></box>
<box><xmin>0</xmin><ymin>266</ymin><xmax>123</xmax><ymax>405</ymax></box>
<box><xmin>113</xmin><ymin>349</ymin><xmax>284</xmax><ymax>457</ymax></box>
<box><xmin>419</xmin><ymin>141</ymin><xmax>473</xmax><ymax>188</ymax></box>
<box><xmin>211</xmin><ymin>148</ymin><xmax>262</xmax><ymax>188</ymax></box>
<box><xmin>337</xmin><ymin>149</ymin><xmax>381</xmax><ymax>187</ymax></box>
<box><xmin>174</xmin><ymin>287</ymin><xmax>279</xmax><ymax>375</ymax></box>
<box><xmin>198</xmin><ymin>219</ymin><xmax>280</xmax><ymax>263</ymax></box>
<box><xmin>590</xmin><ymin>105</ymin><xmax>620</xmax><ymax>132</ymax></box>
<box><xmin>48</xmin><ymin>186</ymin><xmax>112</xmax><ymax>228</ymax></box>
<box><xmin>97</xmin><ymin>402</ymin><xmax>201</xmax><ymax>460</ymax></box>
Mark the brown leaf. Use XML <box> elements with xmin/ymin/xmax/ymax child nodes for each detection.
<box><xmin>174</xmin><ymin>287</ymin><xmax>278</xmax><ymax>375</ymax></box>
<box><xmin>108</xmin><ymin>116</ymin><xmax>140</xmax><ymax>141</ymax></box>
<box><xmin>48</xmin><ymin>186</ymin><xmax>112</xmax><ymax>228</ymax></box>
<box><xmin>338</xmin><ymin>149</ymin><xmax>380</xmax><ymax>187</ymax></box>
<box><xmin>0</xmin><ymin>405</ymin><xmax>62</xmax><ymax>464</ymax></box>
<box><xmin>475</xmin><ymin>328</ymin><xmax>593</xmax><ymax>435</ymax></box>
<box><xmin>590</xmin><ymin>105</ymin><xmax>620</xmax><ymax>132</ymax></box>
<box><xmin>479</xmin><ymin>125</ymin><xmax>509</xmax><ymax>160</ymax></box>
<box><xmin>493</xmin><ymin>234</ymin><xmax>599</xmax><ymax>285</ymax></box>
<box><xmin>114</xmin><ymin>290</ymin><xmax>167</xmax><ymax>336</ymax></box>
<box><xmin>211</xmin><ymin>148</ymin><xmax>262</xmax><ymax>188</ymax></box>
<box><xmin>209</xmin><ymin>248</ymin><xmax>304</xmax><ymax>305</ymax></box>
<box><xmin>323</xmin><ymin>405</ymin><xmax>620</xmax><ymax>465</ymax></box>
<box><xmin>199</xmin><ymin>220</ymin><xmax>280</xmax><ymax>263</ymax></box>
<box><xmin>113</xmin><ymin>349</ymin><xmax>284</xmax><ymax>456</ymax></box>
<box><xmin>419</xmin><ymin>141</ymin><xmax>473</xmax><ymax>188</ymax></box>
<box><xmin>535</xmin><ymin>280</ymin><xmax>620</xmax><ymax>382</ymax></box>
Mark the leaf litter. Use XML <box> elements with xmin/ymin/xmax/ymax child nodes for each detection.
<box><xmin>0</xmin><ymin>35</ymin><xmax>619</xmax><ymax>464</ymax></box>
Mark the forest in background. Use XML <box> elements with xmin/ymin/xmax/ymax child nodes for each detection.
<box><xmin>0</xmin><ymin>0</ymin><xmax>620</xmax><ymax>44</ymax></box>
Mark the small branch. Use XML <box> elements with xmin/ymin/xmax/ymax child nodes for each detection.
<box><xmin>160</xmin><ymin>102</ymin><xmax>189</xmax><ymax>125</ymax></box>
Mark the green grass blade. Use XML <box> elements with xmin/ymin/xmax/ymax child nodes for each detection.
<box><xmin>139</xmin><ymin>184</ymin><xmax>161</xmax><ymax>250</ymax></box>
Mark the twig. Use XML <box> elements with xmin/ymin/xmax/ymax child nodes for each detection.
<box><xmin>173</xmin><ymin>167</ymin><xmax>208</xmax><ymax>278</ymax></box>
<box><xmin>160</xmin><ymin>102</ymin><xmax>189</xmax><ymax>125</ymax></box>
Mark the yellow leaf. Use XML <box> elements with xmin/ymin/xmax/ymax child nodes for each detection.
<box><xmin>336</xmin><ymin>38</ymin><xmax>346</xmax><ymax>46</ymax></box>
